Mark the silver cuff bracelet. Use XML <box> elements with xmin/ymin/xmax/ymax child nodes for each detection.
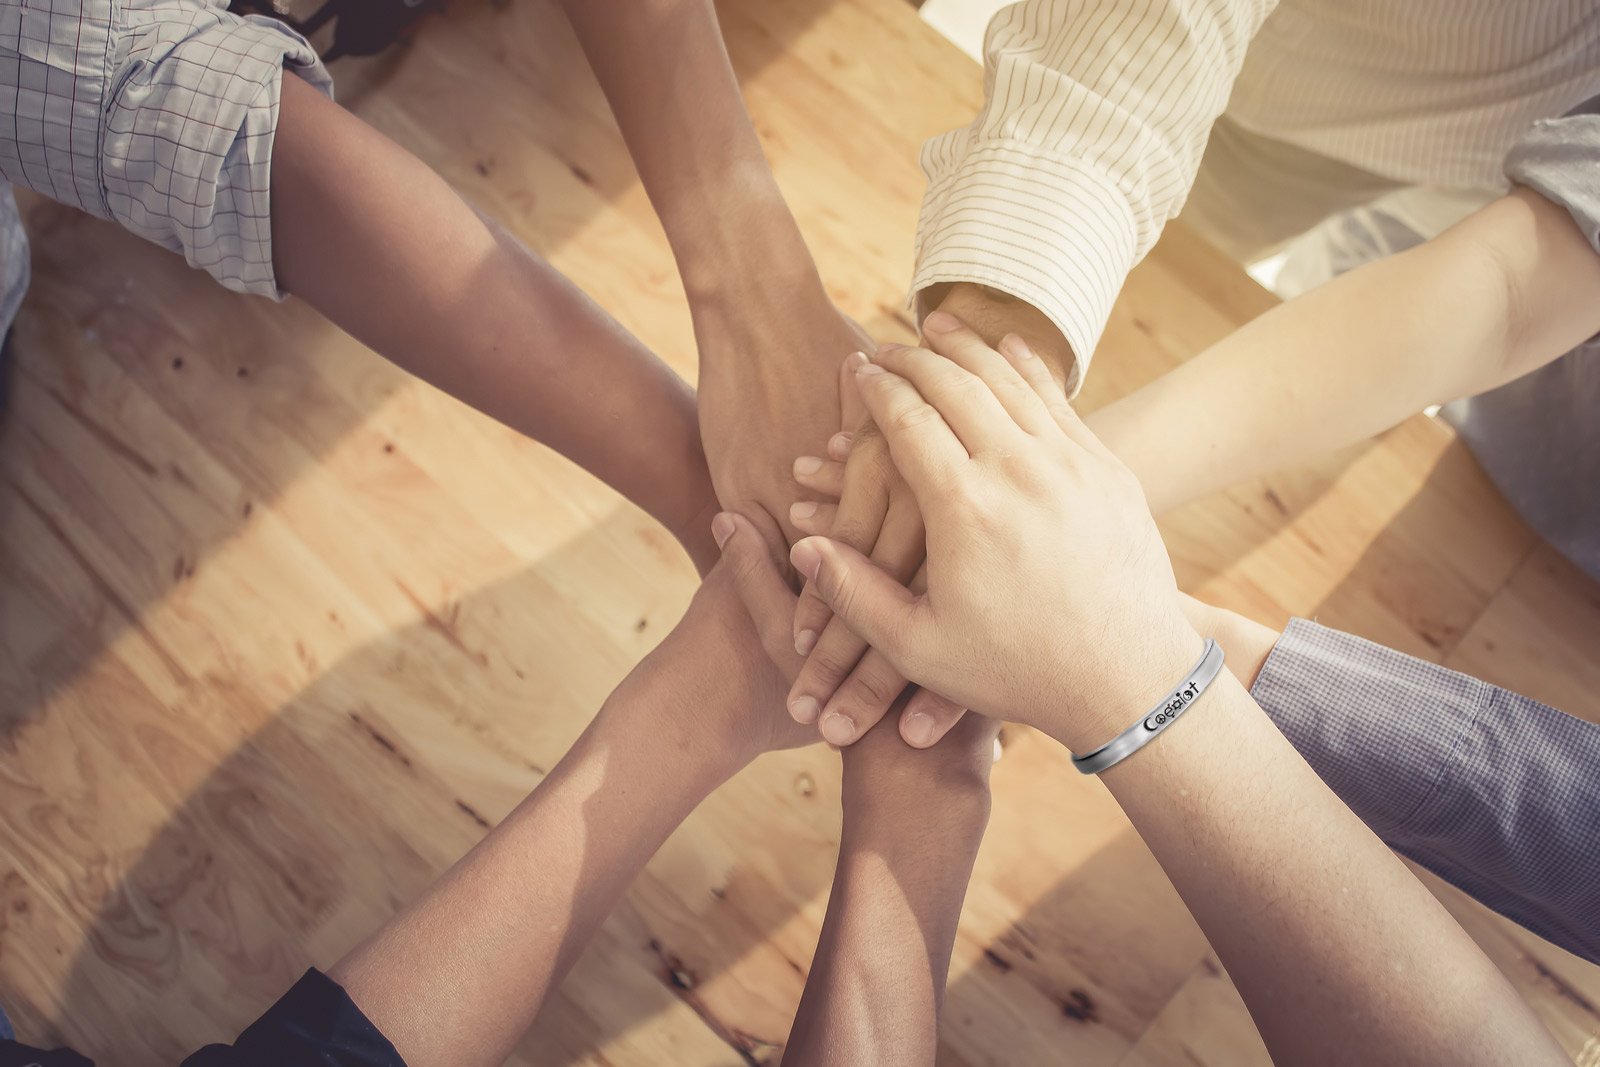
<box><xmin>1071</xmin><ymin>638</ymin><xmax>1225</xmax><ymax>775</ymax></box>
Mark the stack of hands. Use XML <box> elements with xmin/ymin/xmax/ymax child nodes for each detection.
<box><xmin>710</xmin><ymin>310</ymin><xmax>1202</xmax><ymax>763</ymax></box>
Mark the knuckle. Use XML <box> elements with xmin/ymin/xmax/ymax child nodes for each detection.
<box><xmin>796</xmin><ymin>588</ymin><xmax>834</xmax><ymax>625</ymax></box>
<box><xmin>952</xmin><ymin>372</ymin><xmax>991</xmax><ymax>402</ymax></box>
<box><xmin>946</xmin><ymin>477</ymin><xmax>993</xmax><ymax>521</ymax></box>
<box><xmin>845</xmin><ymin>665</ymin><xmax>901</xmax><ymax>709</ymax></box>
<box><xmin>858</xmin><ymin>438</ymin><xmax>896</xmax><ymax>482</ymax></box>
<box><xmin>1001</xmin><ymin>450</ymin><xmax>1053</xmax><ymax>493</ymax></box>
<box><xmin>806</xmin><ymin>639</ymin><xmax>859</xmax><ymax>683</ymax></box>
<box><xmin>829</xmin><ymin>511</ymin><xmax>877</xmax><ymax>550</ymax></box>
<box><xmin>889</xmin><ymin>402</ymin><xmax>939</xmax><ymax>436</ymax></box>
<box><xmin>816</xmin><ymin>560</ymin><xmax>849</xmax><ymax>609</ymax></box>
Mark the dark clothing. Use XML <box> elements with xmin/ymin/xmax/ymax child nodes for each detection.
<box><xmin>0</xmin><ymin>970</ymin><xmax>403</xmax><ymax>1067</ymax></box>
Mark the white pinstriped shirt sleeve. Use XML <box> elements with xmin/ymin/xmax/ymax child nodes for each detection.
<box><xmin>913</xmin><ymin>0</ymin><xmax>1275</xmax><ymax>393</ymax></box>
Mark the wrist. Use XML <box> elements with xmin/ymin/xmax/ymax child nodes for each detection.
<box><xmin>837</xmin><ymin>781</ymin><xmax>991</xmax><ymax>890</ymax></box>
<box><xmin>1178</xmin><ymin>593</ymin><xmax>1283</xmax><ymax>689</ymax></box>
<box><xmin>930</xmin><ymin>282</ymin><xmax>1077</xmax><ymax>390</ymax></box>
<box><xmin>1037</xmin><ymin>612</ymin><xmax>1207</xmax><ymax>755</ymax></box>
<box><xmin>842</xmin><ymin>770</ymin><xmax>992</xmax><ymax>837</ymax></box>
<box><xmin>670</xmin><ymin>489</ymin><xmax>723</xmax><ymax>578</ymax></box>
<box><xmin>592</xmin><ymin>649</ymin><xmax>757</xmax><ymax>793</ymax></box>
<box><xmin>668</xmin><ymin>162</ymin><xmax>818</xmax><ymax>303</ymax></box>
<box><xmin>840</xmin><ymin>737</ymin><xmax>993</xmax><ymax>834</ymax></box>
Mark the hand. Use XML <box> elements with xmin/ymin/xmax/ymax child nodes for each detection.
<box><xmin>786</xmin><ymin>425</ymin><xmax>970</xmax><ymax>749</ymax></box>
<box><xmin>716</xmin><ymin>507</ymin><xmax>999</xmax><ymax>798</ymax></box>
<box><xmin>652</xmin><ymin>523</ymin><xmax>821</xmax><ymax>764</ymax></box>
<box><xmin>785</xmin><ymin>321</ymin><xmax>1201</xmax><ymax>750</ymax></box>
<box><xmin>783</xmin><ymin>301</ymin><xmax>1072</xmax><ymax>750</ymax></box>
<box><xmin>694</xmin><ymin>284</ymin><xmax>871</xmax><ymax>552</ymax></box>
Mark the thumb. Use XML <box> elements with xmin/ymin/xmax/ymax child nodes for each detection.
<box><xmin>714</xmin><ymin>512</ymin><xmax>803</xmax><ymax>675</ymax></box>
<box><xmin>789</xmin><ymin>536</ymin><xmax>918</xmax><ymax>666</ymax></box>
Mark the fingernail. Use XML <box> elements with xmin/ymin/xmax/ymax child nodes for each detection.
<box><xmin>999</xmin><ymin>334</ymin><xmax>1035</xmax><ymax>360</ymax></box>
<box><xmin>828</xmin><ymin>432</ymin><xmax>854</xmax><ymax>459</ymax></box>
<box><xmin>795</xmin><ymin>628</ymin><xmax>818</xmax><ymax>655</ymax></box>
<box><xmin>711</xmin><ymin>512</ymin><xmax>735</xmax><ymax>549</ymax></box>
<box><xmin>820</xmin><ymin>713</ymin><xmax>856</xmax><ymax>745</ymax></box>
<box><xmin>791</xmin><ymin>500</ymin><xmax>818</xmax><ymax>521</ymax></box>
<box><xmin>856</xmin><ymin>362</ymin><xmax>886</xmax><ymax>377</ymax></box>
<box><xmin>923</xmin><ymin>310</ymin><xmax>960</xmax><ymax>333</ymax></box>
<box><xmin>845</xmin><ymin>350</ymin><xmax>869</xmax><ymax>369</ymax></box>
<box><xmin>790</xmin><ymin>696</ymin><xmax>821</xmax><ymax>724</ymax></box>
<box><xmin>794</xmin><ymin>455</ymin><xmax>824</xmax><ymax>476</ymax></box>
<box><xmin>790</xmin><ymin>539</ymin><xmax>822</xmax><ymax>580</ymax></box>
<box><xmin>903</xmin><ymin>711</ymin><xmax>935</xmax><ymax>747</ymax></box>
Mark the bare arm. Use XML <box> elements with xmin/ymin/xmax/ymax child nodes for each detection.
<box><xmin>714</xmin><ymin>509</ymin><xmax>995</xmax><ymax>1066</ymax></box>
<box><xmin>556</xmin><ymin>0</ymin><xmax>807</xmax><ymax>300</ymax></box>
<box><xmin>557</xmin><ymin>0</ymin><xmax>872</xmax><ymax>548</ymax></box>
<box><xmin>326</xmin><ymin>562</ymin><xmax>810</xmax><ymax>1067</ymax></box>
<box><xmin>1095</xmin><ymin>671</ymin><xmax>1560</xmax><ymax>1066</ymax></box>
<box><xmin>782</xmin><ymin>705</ymin><xmax>995</xmax><ymax>1065</ymax></box>
<box><xmin>270</xmin><ymin>74</ymin><xmax>719</xmax><ymax>570</ymax></box>
<box><xmin>1090</xmin><ymin>186</ymin><xmax>1600</xmax><ymax>514</ymax></box>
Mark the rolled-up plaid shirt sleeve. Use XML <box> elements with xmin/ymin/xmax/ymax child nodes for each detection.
<box><xmin>1251</xmin><ymin>618</ymin><xmax>1600</xmax><ymax>964</ymax></box>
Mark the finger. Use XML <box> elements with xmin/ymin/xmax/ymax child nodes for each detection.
<box><xmin>862</xmin><ymin>345</ymin><xmax>1020</xmax><ymax>457</ymax></box>
<box><xmin>793</xmin><ymin>454</ymin><xmax>846</xmax><ymax>499</ymax></box>
<box><xmin>713</xmin><ymin>512</ymin><xmax>802</xmax><ymax>676</ymax></box>
<box><xmin>898</xmin><ymin>686</ymin><xmax>968</xmax><ymax>749</ymax></box>
<box><xmin>827</xmin><ymin>430</ymin><xmax>855</xmax><ymax>461</ymax></box>
<box><xmin>791</xmin><ymin>496</ymin><xmax>925</xmax><ymax>727</ymax></box>
<box><xmin>849</xmin><ymin>360</ymin><xmax>971</xmax><ymax>499</ymax></box>
<box><xmin>920</xmin><ymin>311</ymin><xmax>1058</xmax><ymax>436</ymax></box>
<box><xmin>788</xmin><ymin>500</ymin><xmax>838</xmax><ymax>536</ymax></box>
<box><xmin>786</xmin><ymin>536</ymin><xmax>918</xmax><ymax>723</ymax></box>
<box><xmin>995</xmin><ymin>333</ymin><xmax>1102</xmax><ymax>452</ymax></box>
<box><xmin>794</xmin><ymin>432</ymin><xmax>898</xmax><ymax>652</ymax></box>
<box><xmin>814</xmin><ymin>647</ymin><xmax>914</xmax><ymax>747</ymax></box>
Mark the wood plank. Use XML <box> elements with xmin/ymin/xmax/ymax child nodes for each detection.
<box><xmin>0</xmin><ymin>0</ymin><xmax>1595</xmax><ymax>1062</ymax></box>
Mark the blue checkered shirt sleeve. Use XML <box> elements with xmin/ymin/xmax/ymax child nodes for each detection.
<box><xmin>1251</xmin><ymin>618</ymin><xmax>1600</xmax><ymax>964</ymax></box>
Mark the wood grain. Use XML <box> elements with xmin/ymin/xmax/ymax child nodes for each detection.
<box><xmin>0</xmin><ymin>0</ymin><xmax>1595</xmax><ymax>1062</ymax></box>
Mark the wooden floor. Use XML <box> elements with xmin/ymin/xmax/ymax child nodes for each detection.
<box><xmin>1</xmin><ymin>0</ymin><xmax>1598</xmax><ymax>1063</ymax></box>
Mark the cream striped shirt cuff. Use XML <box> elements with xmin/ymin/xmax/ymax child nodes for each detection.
<box><xmin>910</xmin><ymin>141</ymin><xmax>1137</xmax><ymax>396</ymax></box>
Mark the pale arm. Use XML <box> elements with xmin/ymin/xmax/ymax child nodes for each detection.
<box><xmin>1181</xmin><ymin>595</ymin><xmax>1600</xmax><ymax>965</ymax></box>
<box><xmin>1077</xmin><ymin>668</ymin><xmax>1566</xmax><ymax>1066</ymax></box>
<box><xmin>1089</xmin><ymin>186</ymin><xmax>1600</xmax><ymax>514</ymax></box>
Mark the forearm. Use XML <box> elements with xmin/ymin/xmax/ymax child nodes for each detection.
<box><xmin>271</xmin><ymin>75</ymin><xmax>718</xmax><ymax>570</ymax></box>
<box><xmin>784</xmin><ymin>791</ymin><xmax>988</xmax><ymax>1065</ymax></box>
<box><xmin>560</xmin><ymin>0</ymin><xmax>818</xmax><ymax>300</ymax></box>
<box><xmin>1088</xmin><ymin>187</ymin><xmax>1600</xmax><ymax>514</ymax></box>
<box><xmin>784</xmin><ymin>717</ymin><xmax>994</xmax><ymax>1066</ymax></box>
<box><xmin>1057</xmin><ymin>669</ymin><xmax>1565</xmax><ymax>1066</ymax></box>
<box><xmin>327</xmin><ymin>649</ymin><xmax>749</xmax><ymax>1066</ymax></box>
